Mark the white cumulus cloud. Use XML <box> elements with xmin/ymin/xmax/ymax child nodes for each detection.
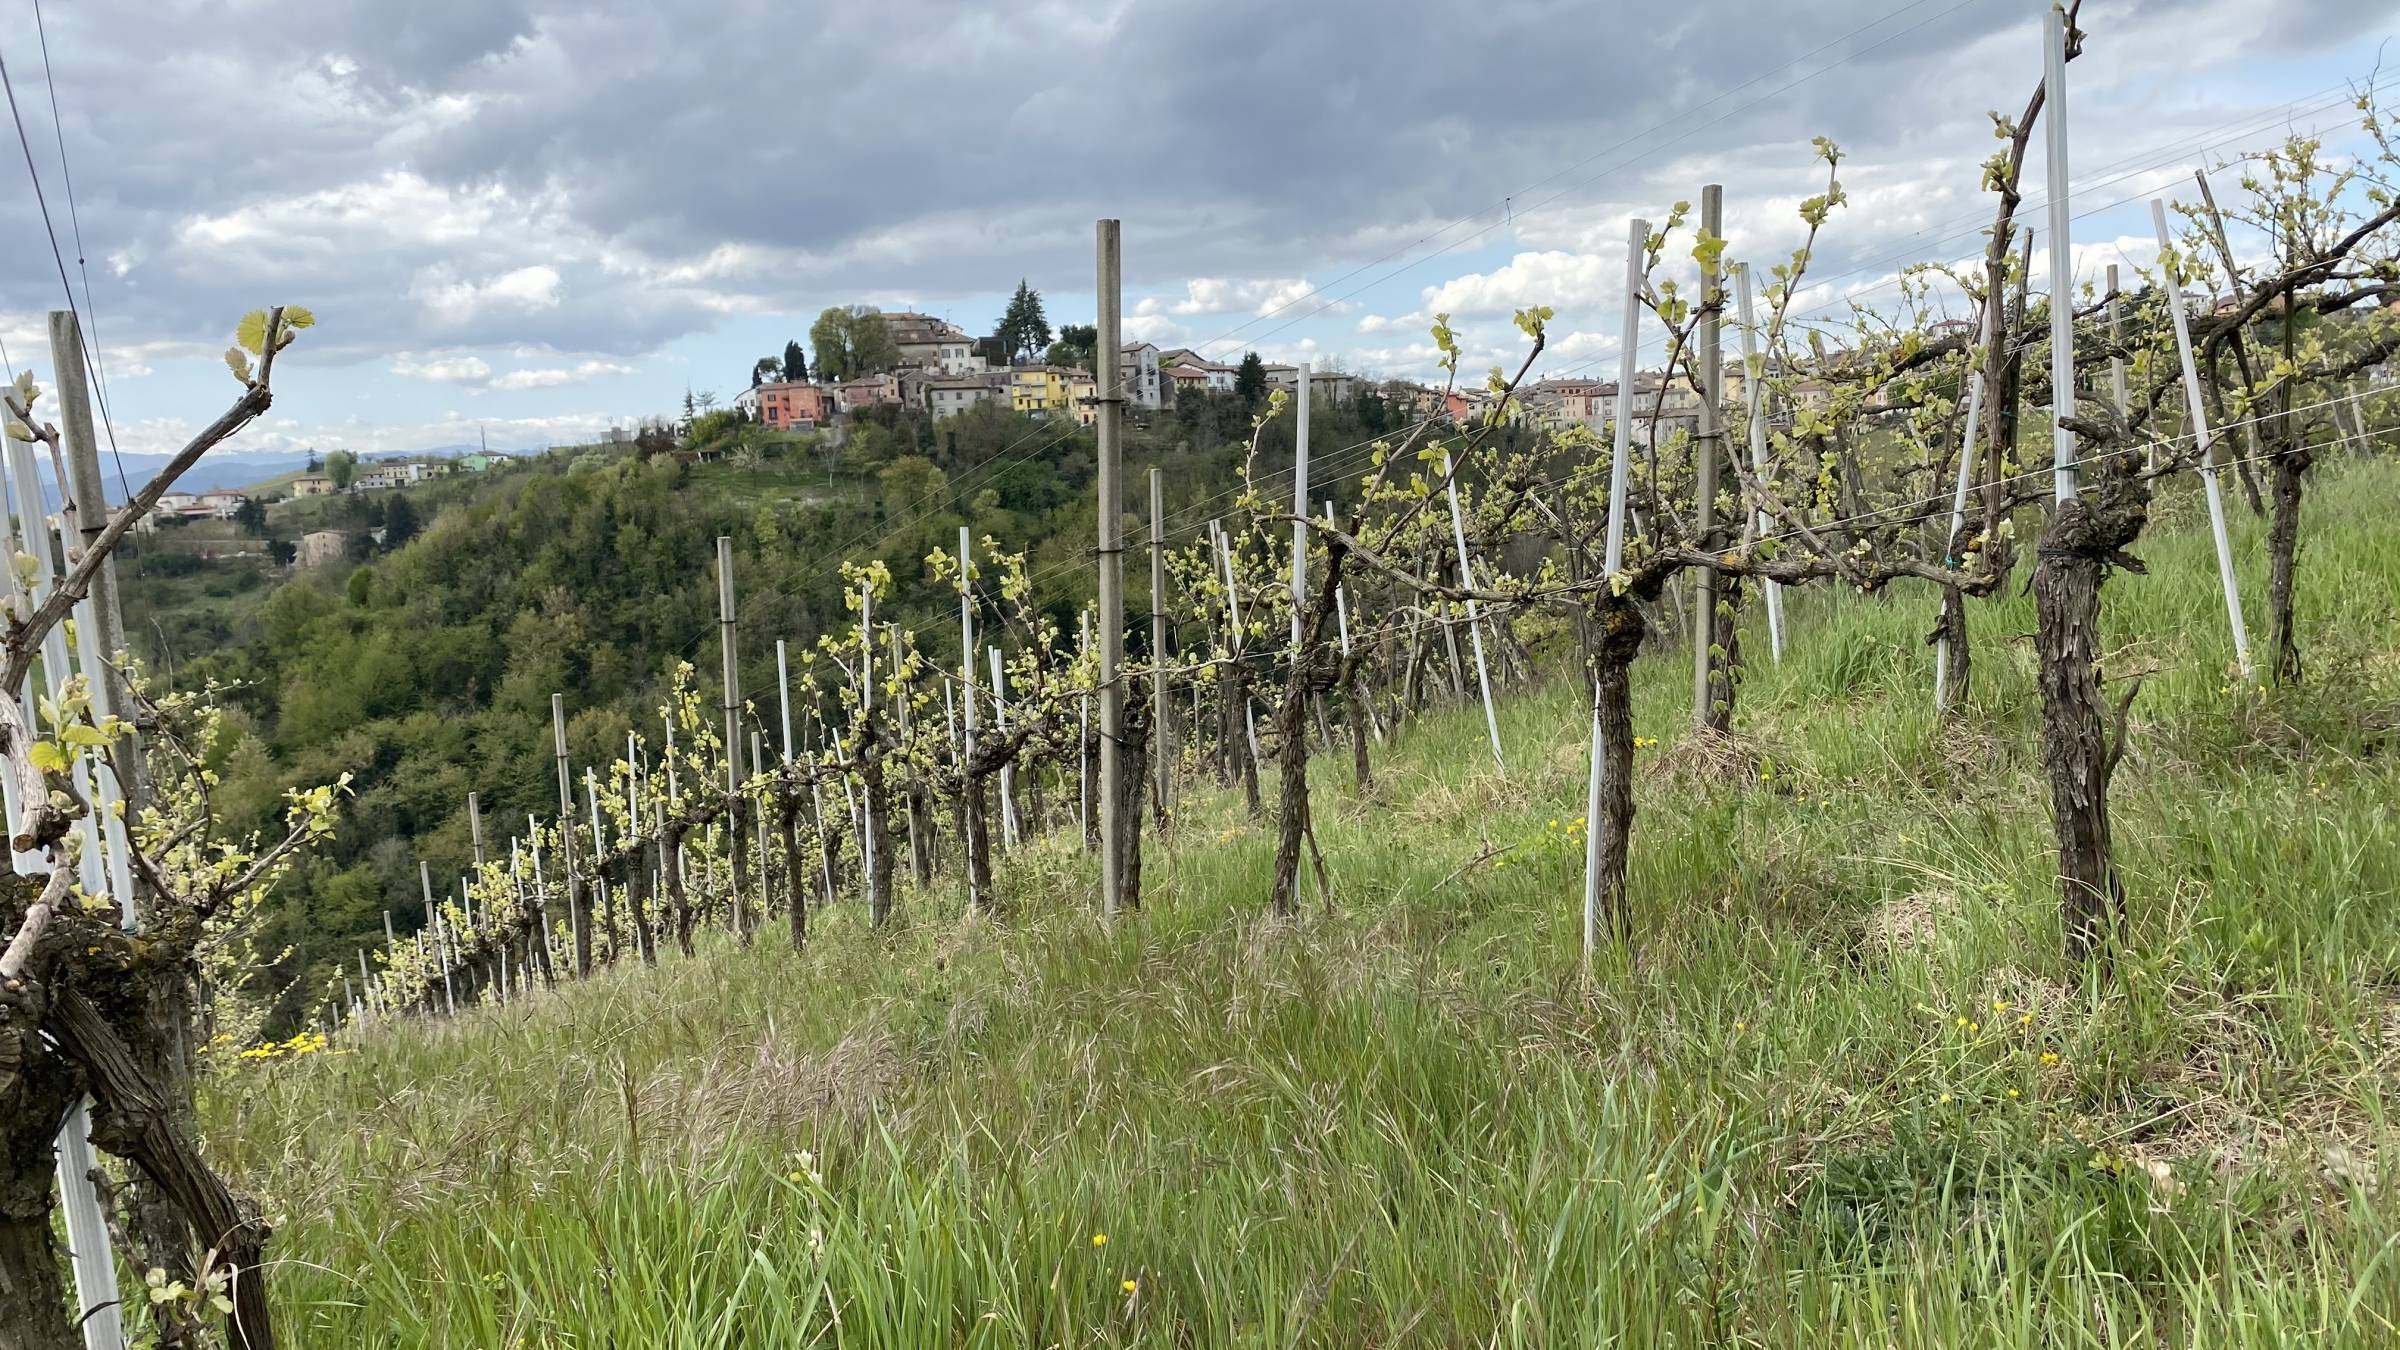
<box><xmin>1419</xmin><ymin>251</ymin><xmax>1625</xmax><ymax>317</ymax></box>
<box><xmin>391</xmin><ymin>353</ymin><xmax>494</xmax><ymax>382</ymax></box>
<box><xmin>489</xmin><ymin>359</ymin><xmax>639</xmax><ymax>390</ymax></box>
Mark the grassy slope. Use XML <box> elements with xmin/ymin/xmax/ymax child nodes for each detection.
<box><xmin>214</xmin><ymin>461</ymin><xmax>2400</xmax><ymax>1348</ymax></box>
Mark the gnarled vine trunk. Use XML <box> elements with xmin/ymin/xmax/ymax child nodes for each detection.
<box><xmin>1342</xmin><ymin>653</ymin><xmax>1373</xmax><ymax>793</ymax></box>
<box><xmin>1223</xmin><ymin>657</ymin><xmax>1262</xmax><ymax>819</ymax></box>
<box><xmin>861</xmin><ymin>722</ymin><xmax>896</xmax><ymax>928</ymax></box>
<box><xmin>2030</xmin><ymin>456</ymin><xmax>2148</xmax><ymax>964</ymax></box>
<box><xmin>0</xmin><ymin>1021</ymin><xmax>77</xmax><ymax>1350</ymax></box>
<box><xmin>1267</xmin><ymin>663</ymin><xmax>1316</xmax><ymax>919</ymax></box>
<box><xmin>664</xmin><ymin>828</ymin><xmax>696</xmax><ymax>957</ymax></box>
<box><xmin>961</xmin><ymin>769</ymin><xmax>996</xmax><ymax>914</ymax></box>
<box><xmin>1703</xmin><ymin>574</ymin><xmax>1743</xmax><ymax>735</ymax></box>
<box><xmin>779</xmin><ymin>798</ymin><xmax>807</xmax><ymax>951</ymax></box>
<box><xmin>2265</xmin><ymin>448</ymin><xmax>2309</xmax><ymax>684</ymax></box>
<box><xmin>49</xmin><ymin>990</ymin><xmax>276</xmax><ymax>1348</ymax></box>
<box><xmin>626</xmin><ymin>845</ymin><xmax>656</xmax><ymax>966</ymax></box>
<box><xmin>1588</xmin><ymin>593</ymin><xmax>1648</xmax><ymax>942</ymax></box>
<box><xmin>1933</xmin><ymin>583</ymin><xmax>1970</xmax><ymax>716</ymax></box>
<box><xmin>1116</xmin><ymin>690</ymin><xmax>1149</xmax><ymax>909</ymax></box>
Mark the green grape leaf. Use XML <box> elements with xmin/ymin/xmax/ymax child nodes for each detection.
<box><xmin>235</xmin><ymin>309</ymin><xmax>271</xmax><ymax>355</ymax></box>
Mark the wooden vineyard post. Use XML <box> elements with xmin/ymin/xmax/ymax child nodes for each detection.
<box><xmin>2106</xmin><ymin>262</ymin><xmax>2134</xmax><ymax>464</ymax></box>
<box><xmin>956</xmin><ymin>528</ymin><xmax>983</xmax><ymax>905</ymax></box>
<box><xmin>989</xmin><ymin>646</ymin><xmax>1020</xmax><ymax>848</ymax></box>
<box><xmin>421</xmin><ymin>860</ymin><xmax>454</xmax><ymax>1014</ymax></box>
<box><xmin>1094</xmin><ymin>217</ymin><xmax>1129</xmax><ymax>916</ymax></box>
<box><xmin>1691</xmin><ymin>183</ymin><xmax>1727</xmax><ymax>732</ymax></box>
<box><xmin>626</xmin><ymin>732</ymin><xmax>655</xmax><ymax>965</ymax></box>
<box><xmin>586</xmin><ymin>766</ymin><xmax>614</xmax><ymax>964</ymax></box>
<box><xmin>716</xmin><ymin>537</ymin><xmax>749</xmax><ymax>941</ymax></box>
<box><xmin>553</xmin><ymin>693</ymin><xmax>589</xmax><ymax>976</ymax></box>
<box><xmin>1148</xmin><ymin>468</ymin><xmax>1173</xmax><ymax>824</ymax></box>
<box><xmin>1292</xmin><ymin>361</ymin><xmax>1311</xmax><ymax>650</ymax></box>
<box><xmin>1079</xmin><ymin>613</ymin><xmax>1093</xmax><ymax>851</ymax></box>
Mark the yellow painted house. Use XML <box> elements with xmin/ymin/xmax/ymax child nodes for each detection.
<box><xmin>1009</xmin><ymin>365</ymin><xmax>1077</xmax><ymax>418</ymax></box>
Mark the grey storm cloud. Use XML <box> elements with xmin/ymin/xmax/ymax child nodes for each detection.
<box><xmin>0</xmin><ymin>0</ymin><xmax>2390</xmax><ymax>364</ymax></box>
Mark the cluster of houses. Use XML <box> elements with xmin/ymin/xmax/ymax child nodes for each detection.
<box><xmin>152</xmin><ymin>488</ymin><xmax>251</xmax><ymax>521</ymax></box>
<box><xmin>732</xmin><ymin>310</ymin><xmax>1394</xmax><ymax>431</ymax></box>
<box><xmin>727</xmin><ymin>307</ymin><xmax>1824</xmax><ymax>442</ymax></box>
<box><xmin>1511</xmin><ymin>364</ymin><xmax>1841</xmax><ymax>441</ymax></box>
<box><xmin>290</xmin><ymin>452</ymin><xmax>506</xmax><ymax>497</ymax></box>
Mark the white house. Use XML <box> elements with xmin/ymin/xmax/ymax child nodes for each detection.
<box><xmin>1118</xmin><ymin>342</ymin><xmax>1163</xmax><ymax>410</ymax></box>
<box><xmin>1158</xmin><ymin>349</ymin><xmax>1238</xmax><ymax>392</ymax></box>
<box><xmin>355</xmin><ymin>461</ymin><xmax>434</xmax><ymax>492</ymax></box>
<box><xmin>922</xmin><ymin>371</ymin><xmax>1008</xmax><ymax>421</ymax></box>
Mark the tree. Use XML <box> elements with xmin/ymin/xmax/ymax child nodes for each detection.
<box><xmin>267</xmin><ymin>536</ymin><xmax>296</xmax><ymax>565</ymax></box>
<box><xmin>809</xmin><ymin>306</ymin><xmax>897</xmax><ymax>381</ymax></box>
<box><xmin>783</xmin><ymin>339</ymin><xmax>807</xmax><ymax>382</ymax></box>
<box><xmin>383</xmin><ymin>493</ymin><xmax>420</xmax><ymax>550</ymax></box>
<box><xmin>999</xmin><ymin>280</ymin><xmax>1051</xmax><ymax>363</ymax></box>
<box><xmin>752</xmin><ymin>357</ymin><xmax>782</xmax><ymax>387</ymax></box>
<box><xmin>234</xmin><ymin>496</ymin><xmax>268</xmax><ymax>533</ymax></box>
<box><xmin>1235</xmin><ymin>352</ymin><xmax>1269</xmax><ymax>406</ymax></box>
<box><xmin>809</xmin><ymin>308</ymin><xmax>853</xmax><ymax>382</ymax></box>
<box><xmin>878</xmin><ymin>454</ymin><xmax>950</xmax><ymax>520</ymax></box>
<box><xmin>847</xmin><ymin>308</ymin><xmax>899</xmax><ymax>377</ymax></box>
<box><xmin>325</xmin><ymin>448</ymin><xmax>359</xmax><ymax>490</ymax></box>
<box><xmin>1046</xmin><ymin>323</ymin><xmax>1099</xmax><ymax>369</ymax></box>
<box><xmin>1357</xmin><ymin>383</ymin><xmax>1390</xmax><ymax>435</ymax></box>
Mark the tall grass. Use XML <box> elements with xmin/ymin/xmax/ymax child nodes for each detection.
<box><xmin>214</xmin><ymin>461</ymin><xmax>2400</xmax><ymax>1347</ymax></box>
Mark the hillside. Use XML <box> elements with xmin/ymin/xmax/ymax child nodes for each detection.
<box><xmin>120</xmin><ymin>392</ymin><xmax>1429</xmax><ymax>1029</ymax></box>
<box><xmin>214</xmin><ymin>459</ymin><xmax>2400</xmax><ymax>1347</ymax></box>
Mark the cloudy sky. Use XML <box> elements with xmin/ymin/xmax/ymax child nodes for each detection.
<box><xmin>0</xmin><ymin>0</ymin><xmax>2392</xmax><ymax>458</ymax></box>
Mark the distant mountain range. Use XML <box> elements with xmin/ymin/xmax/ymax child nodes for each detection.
<box><xmin>43</xmin><ymin>445</ymin><xmax>535</xmax><ymax>508</ymax></box>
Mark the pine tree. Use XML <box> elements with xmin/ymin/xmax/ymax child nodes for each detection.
<box><xmin>383</xmin><ymin>493</ymin><xmax>421</xmax><ymax>550</ymax></box>
<box><xmin>1000</xmin><ymin>280</ymin><xmax>1051</xmax><ymax>363</ymax></box>
<box><xmin>784</xmin><ymin>339</ymin><xmax>808</xmax><ymax>382</ymax></box>
<box><xmin>1235</xmin><ymin>351</ymin><xmax>1269</xmax><ymax>406</ymax></box>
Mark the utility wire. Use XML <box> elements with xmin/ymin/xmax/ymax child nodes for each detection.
<box><xmin>0</xmin><ymin>27</ymin><xmax>134</xmax><ymax>508</ymax></box>
<box><xmin>29</xmin><ymin>0</ymin><xmax>130</xmax><ymax>505</ymax></box>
